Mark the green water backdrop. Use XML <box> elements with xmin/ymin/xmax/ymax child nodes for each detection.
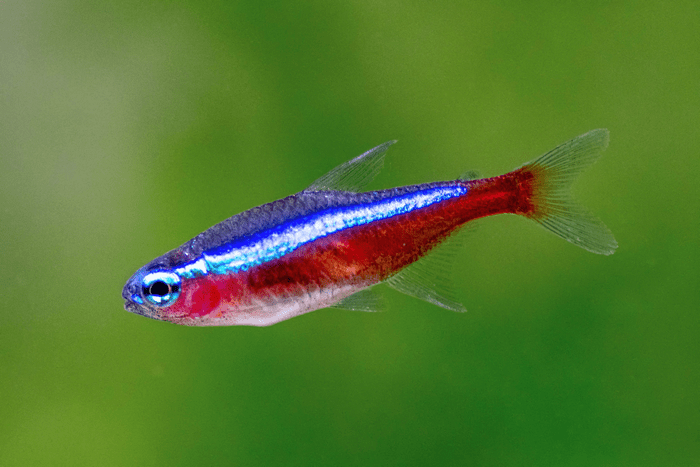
<box><xmin>2</xmin><ymin>1</ymin><xmax>698</xmax><ymax>465</ymax></box>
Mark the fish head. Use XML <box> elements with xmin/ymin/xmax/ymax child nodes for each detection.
<box><xmin>122</xmin><ymin>251</ymin><xmax>188</xmax><ymax>323</ymax></box>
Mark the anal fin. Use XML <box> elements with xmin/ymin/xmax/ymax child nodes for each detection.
<box><xmin>330</xmin><ymin>287</ymin><xmax>381</xmax><ymax>312</ymax></box>
<box><xmin>384</xmin><ymin>227</ymin><xmax>471</xmax><ymax>312</ymax></box>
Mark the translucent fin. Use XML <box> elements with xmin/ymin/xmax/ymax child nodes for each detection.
<box><xmin>459</xmin><ymin>170</ymin><xmax>481</xmax><ymax>181</ymax></box>
<box><xmin>305</xmin><ymin>141</ymin><xmax>397</xmax><ymax>192</ymax></box>
<box><xmin>384</xmin><ymin>227</ymin><xmax>470</xmax><ymax>312</ymax></box>
<box><xmin>330</xmin><ymin>287</ymin><xmax>381</xmax><ymax>312</ymax></box>
<box><xmin>522</xmin><ymin>129</ymin><xmax>617</xmax><ymax>255</ymax></box>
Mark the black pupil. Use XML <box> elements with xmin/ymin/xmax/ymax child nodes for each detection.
<box><xmin>149</xmin><ymin>280</ymin><xmax>170</xmax><ymax>296</ymax></box>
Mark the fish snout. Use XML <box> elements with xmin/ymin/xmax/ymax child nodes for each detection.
<box><xmin>122</xmin><ymin>277</ymin><xmax>147</xmax><ymax>315</ymax></box>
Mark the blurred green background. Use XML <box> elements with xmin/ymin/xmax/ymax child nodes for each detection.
<box><xmin>1</xmin><ymin>1</ymin><xmax>698</xmax><ymax>465</ymax></box>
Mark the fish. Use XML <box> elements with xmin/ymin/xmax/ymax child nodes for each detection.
<box><xmin>122</xmin><ymin>129</ymin><xmax>617</xmax><ymax>326</ymax></box>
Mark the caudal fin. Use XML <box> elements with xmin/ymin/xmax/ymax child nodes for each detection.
<box><xmin>520</xmin><ymin>129</ymin><xmax>617</xmax><ymax>255</ymax></box>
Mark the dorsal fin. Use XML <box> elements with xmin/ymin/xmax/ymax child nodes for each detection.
<box><xmin>384</xmin><ymin>226</ymin><xmax>473</xmax><ymax>312</ymax></box>
<box><xmin>459</xmin><ymin>170</ymin><xmax>481</xmax><ymax>181</ymax></box>
<box><xmin>305</xmin><ymin>141</ymin><xmax>397</xmax><ymax>192</ymax></box>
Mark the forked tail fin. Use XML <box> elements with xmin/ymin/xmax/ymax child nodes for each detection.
<box><xmin>519</xmin><ymin>129</ymin><xmax>617</xmax><ymax>255</ymax></box>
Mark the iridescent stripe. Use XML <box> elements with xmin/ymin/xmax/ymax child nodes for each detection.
<box><xmin>175</xmin><ymin>185</ymin><xmax>467</xmax><ymax>278</ymax></box>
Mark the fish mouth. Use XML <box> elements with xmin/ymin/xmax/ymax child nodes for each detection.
<box><xmin>122</xmin><ymin>280</ymin><xmax>147</xmax><ymax>316</ymax></box>
<box><xmin>122</xmin><ymin>280</ymin><xmax>136</xmax><ymax>301</ymax></box>
<box><xmin>124</xmin><ymin>299</ymin><xmax>141</xmax><ymax>315</ymax></box>
<box><xmin>123</xmin><ymin>298</ymin><xmax>163</xmax><ymax>321</ymax></box>
<box><xmin>122</xmin><ymin>277</ymin><xmax>141</xmax><ymax>314</ymax></box>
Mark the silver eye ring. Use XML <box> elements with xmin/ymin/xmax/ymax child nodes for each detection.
<box><xmin>141</xmin><ymin>271</ymin><xmax>181</xmax><ymax>307</ymax></box>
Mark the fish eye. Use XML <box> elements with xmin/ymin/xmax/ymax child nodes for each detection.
<box><xmin>141</xmin><ymin>271</ymin><xmax>181</xmax><ymax>307</ymax></box>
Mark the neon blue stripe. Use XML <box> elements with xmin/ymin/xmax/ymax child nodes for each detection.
<box><xmin>175</xmin><ymin>185</ymin><xmax>467</xmax><ymax>278</ymax></box>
